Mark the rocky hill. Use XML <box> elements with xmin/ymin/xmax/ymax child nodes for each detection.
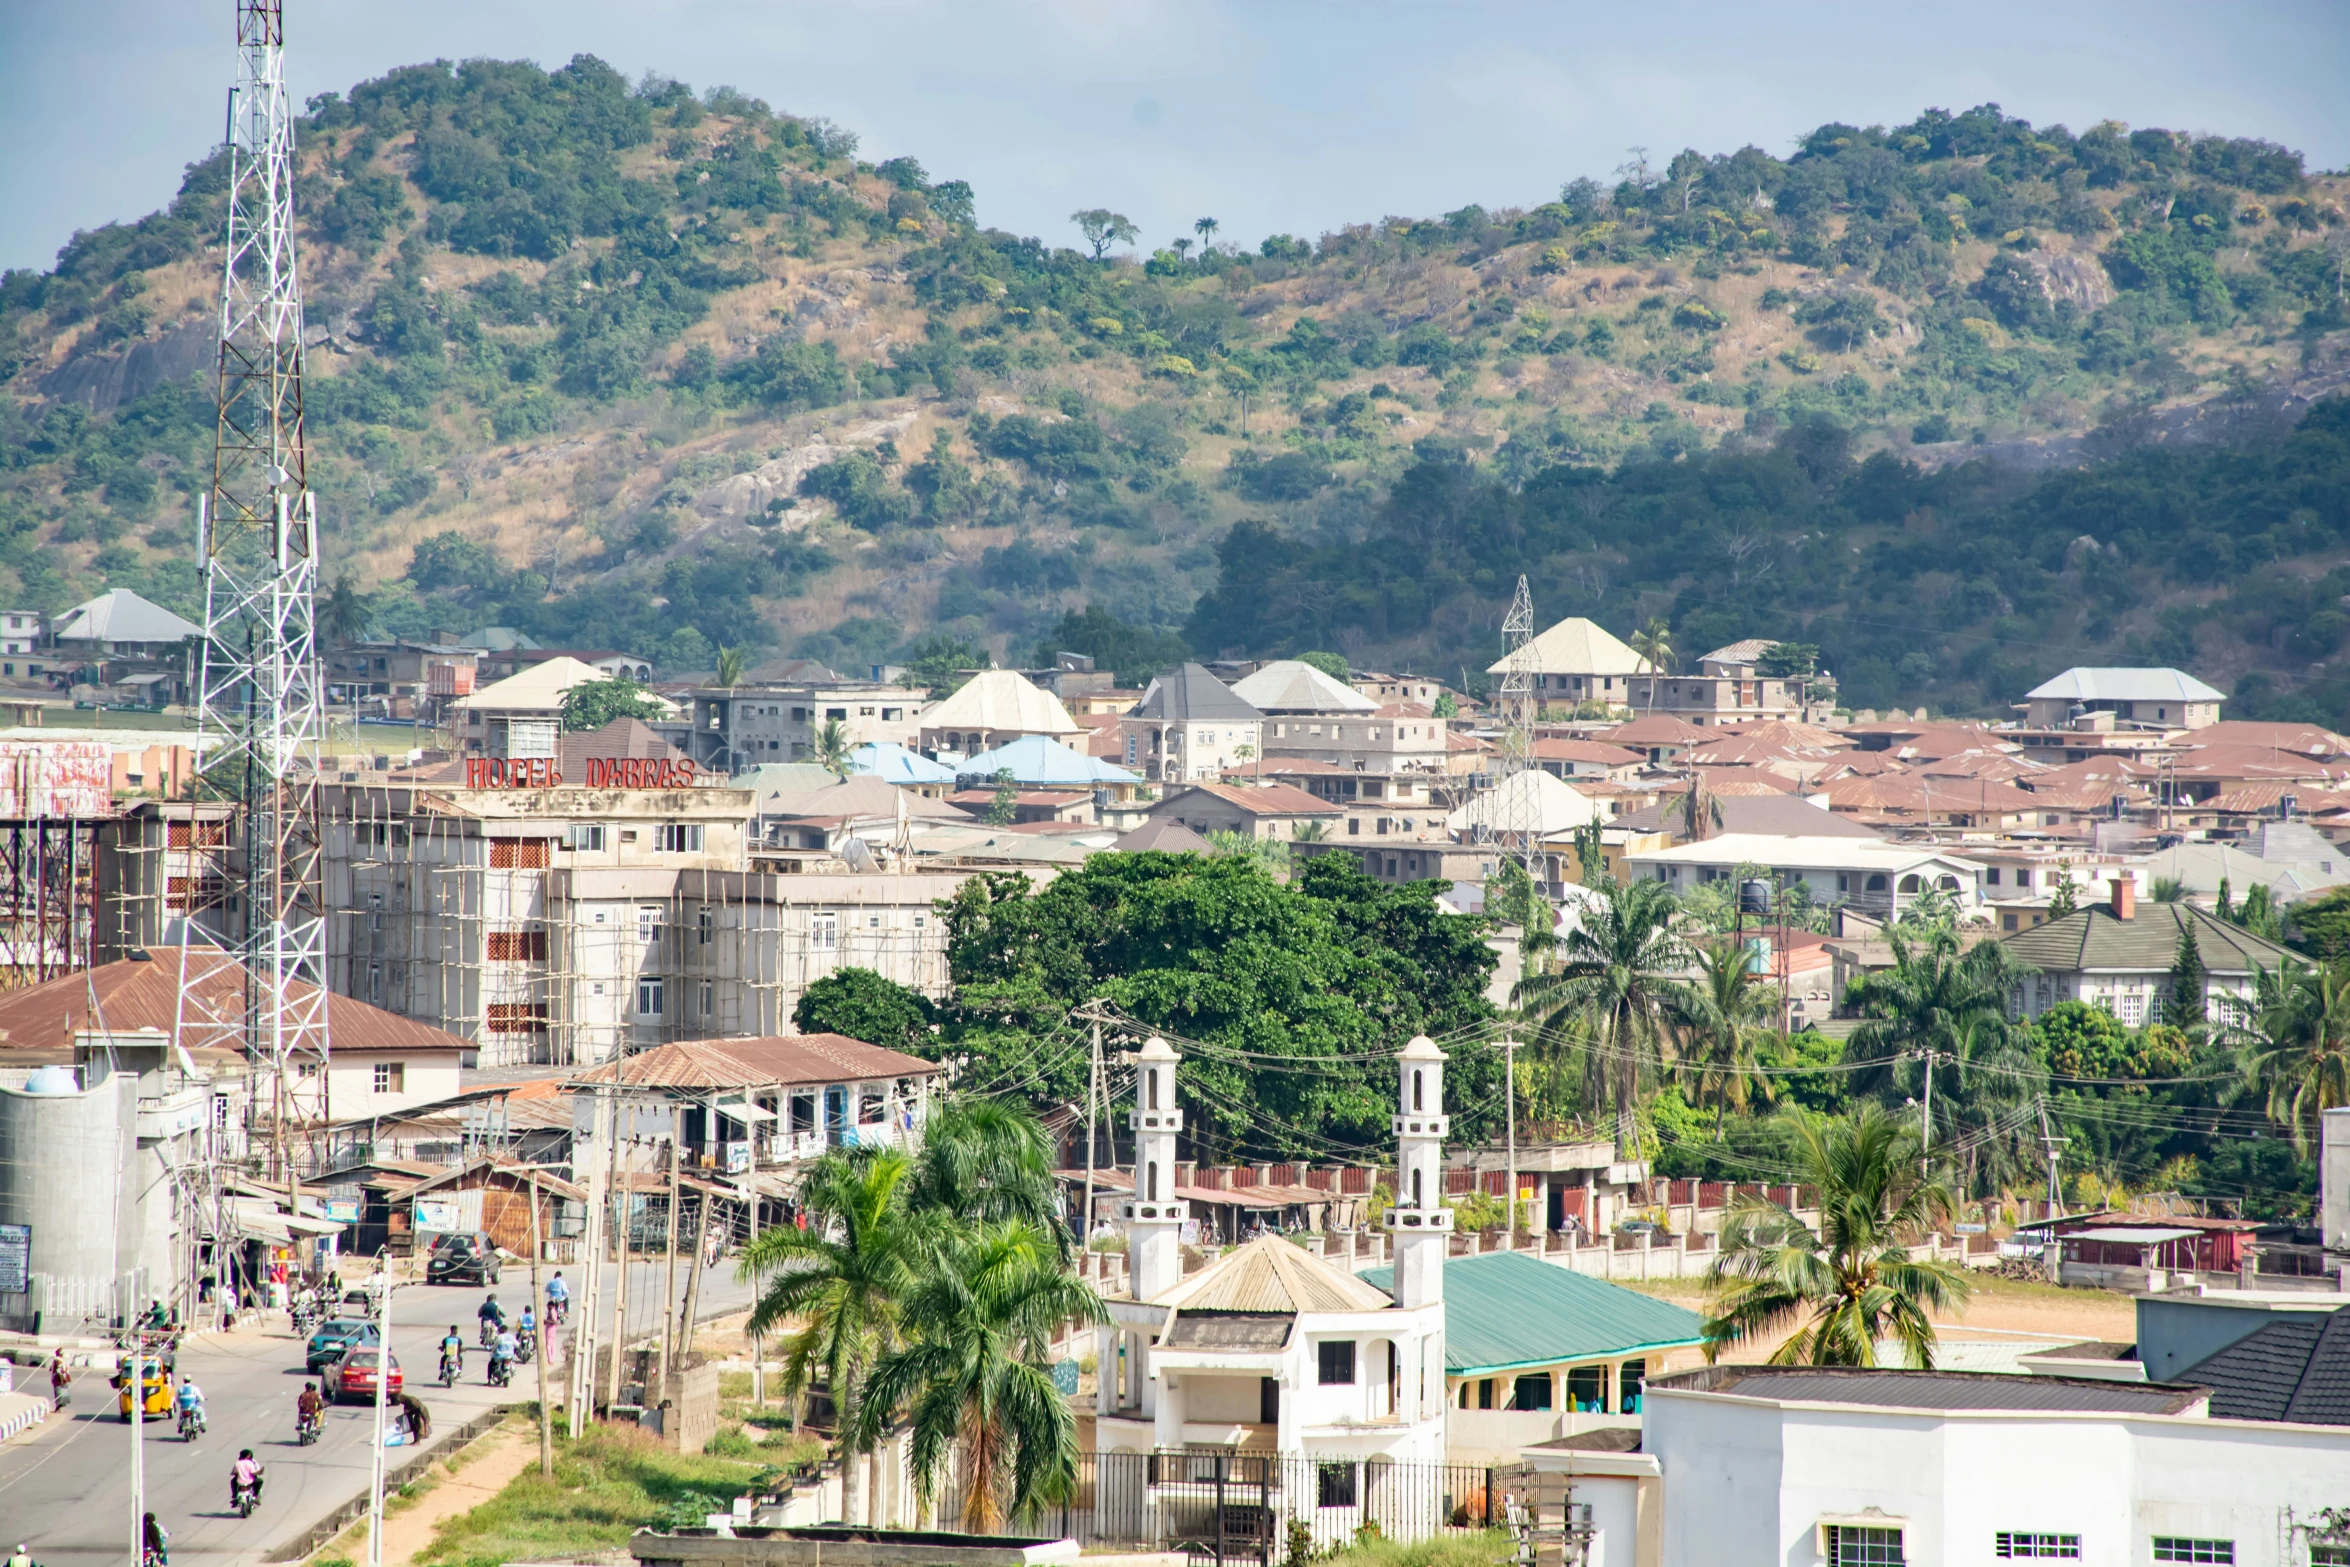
<box><xmin>4</xmin><ymin>57</ymin><xmax>2348</xmax><ymax>714</ymax></box>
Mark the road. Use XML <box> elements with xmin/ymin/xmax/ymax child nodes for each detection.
<box><xmin>0</xmin><ymin>1262</ymin><xmax>759</xmax><ymax>1567</ymax></box>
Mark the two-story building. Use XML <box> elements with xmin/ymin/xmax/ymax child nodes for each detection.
<box><xmin>672</xmin><ymin>680</ymin><xmax>923</xmax><ymax>773</ymax></box>
<box><xmin>2000</xmin><ymin>881</ymin><xmax>2297</xmax><ymax>1025</ymax></box>
<box><xmin>325</xmin><ymin>638</ymin><xmax>481</xmax><ymax>720</ymax></box>
<box><xmin>1487</xmin><ymin>617</ymin><xmax>1651</xmax><ymax>716</ymax></box>
<box><xmin>1643</xmin><ymin>639</ymin><xmax>1803</xmax><ymax>727</ymax></box>
<box><xmin>1625</xmin><ymin>833</ymin><xmax>1986</xmax><ymax>920</ymax></box>
<box><xmin>917</xmin><ymin>669</ymin><xmax>1083</xmax><ymax>759</ymax></box>
<box><xmin>2022</xmin><ymin>666</ymin><xmax>2224</xmax><ymax>731</ymax></box>
<box><xmin>1119</xmin><ymin>664</ymin><xmax>1265</xmax><ymax>786</ymax></box>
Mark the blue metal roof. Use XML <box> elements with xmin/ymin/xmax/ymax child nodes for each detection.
<box><xmin>1359</xmin><ymin>1249</ymin><xmax>1707</xmax><ymax>1375</ymax></box>
<box><xmin>849</xmin><ymin>742</ymin><xmax>957</xmax><ymax>785</ymax></box>
<box><xmin>959</xmin><ymin>734</ymin><xmax>1138</xmax><ymax>787</ymax></box>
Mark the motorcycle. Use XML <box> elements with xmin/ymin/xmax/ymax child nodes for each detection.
<box><xmin>296</xmin><ymin>1410</ymin><xmax>322</xmax><ymax>1447</ymax></box>
<box><xmin>486</xmin><ymin>1355</ymin><xmax>512</xmax><ymax>1389</ymax></box>
<box><xmin>231</xmin><ymin>1468</ymin><xmax>264</xmax><ymax>1519</ymax></box>
<box><xmin>440</xmin><ymin>1351</ymin><xmax>460</xmax><ymax>1388</ymax></box>
<box><xmin>516</xmin><ymin>1327</ymin><xmax>537</xmax><ymax>1363</ymax></box>
<box><xmin>477</xmin><ymin>1319</ymin><xmax>500</xmax><ymax>1350</ymax></box>
<box><xmin>178</xmin><ymin>1405</ymin><xmax>205</xmax><ymax>1443</ymax></box>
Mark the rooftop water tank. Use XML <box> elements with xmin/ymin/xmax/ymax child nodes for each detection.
<box><xmin>19</xmin><ymin>1065</ymin><xmax>79</xmax><ymax>1095</ymax></box>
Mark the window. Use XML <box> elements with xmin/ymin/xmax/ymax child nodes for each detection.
<box><xmin>372</xmin><ymin>1062</ymin><xmax>405</xmax><ymax>1094</ymax></box>
<box><xmin>569</xmin><ymin>824</ymin><xmax>605</xmax><ymax>851</ymax></box>
<box><xmin>1316</xmin><ymin>1463</ymin><xmax>1358</xmax><ymax>1509</ymax></box>
<box><xmin>812</xmin><ymin>912</ymin><xmax>838</xmax><ymax>951</ymax></box>
<box><xmin>2309</xmin><ymin>1547</ymin><xmax>2348</xmax><ymax>1567</ymax></box>
<box><xmin>1317</xmin><ymin>1340</ymin><xmax>1356</xmax><ymax>1385</ymax></box>
<box><xmin>1565</xmin><ymin>1365</ymin><xmax>1606</xmax><ymax>1411</ymax></box>
<box><xmin>657</xmin><ymin>824</ymin><xmax>704</xmax><ymax>853</ymax></box>
<box><xmin>1996</xmin><ymin>1536</ymin><xmax>2081</xmax><ymax>1560</ymax></box>
<box><xmin>636</xmin><ymin>976</ymin><xmax>665</xmax><ymax>1017</ymax></box>
<box><xmin>488</xmin><ymin>1003</ymin><xmax>549</xmax><ymax>1033</ymax></box>
<box><xmin>1824</xmin><ymin>1526</ymin><xmax>1906</xmax><ymax>1566</ymax></box>
<box><xmin>698</xmin><ymin>980</ymin><xmax>714</xmax><ymax>1017</ymax></box>
<box><xmin>1510</xmin><ymin>1373</ymin><xmax>1552</xmax><ymax>1411</ymax></box>
<box><xmin>1987</xmin><ymin>868</ymin><xmax>2002</xmax><ymax>885</ymax></box>
<box><xmin>637</xmin><ymin>906</ymin><xmax>662</xmax><ymax>943</ymax></box>
<box><xmin>697</xmin><ymin>908</ymin><xmax>714</xmax><ymax>946</ymax></box>
<box><xmin>1619</xmin><ymin>1359</ymin><xmax>1646</xmax><ymax>1413</ymax></box>
<box><xmin>2153</xmin><ymin>1544</ymin><xmax>2232</xmax><ymax>1565</ymax></box>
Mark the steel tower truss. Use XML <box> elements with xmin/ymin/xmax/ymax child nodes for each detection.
<box><xmin>1480</xmin><ymin>574</ymin><xmax>1542</xmax><ymax>880</ymax></box>
<box><xmin>189</xmin><ymin>0</ymin><xmax>330</xmax><ymax>1175</ymax></box>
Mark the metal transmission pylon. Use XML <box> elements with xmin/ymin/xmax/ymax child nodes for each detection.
<box><xmin>1487</xmin><ymin>575</ymin><xmax>1543</xmax><ymax>882</ymax></box>
<box><xmin>189</xmin><ymin>0</ymin><xmax>331</xmax><ymax>1180</ymax></box>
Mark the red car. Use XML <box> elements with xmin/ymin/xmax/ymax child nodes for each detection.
<box><xmin>322</xmin><ymin>1347</ymin><xmax>403</xmax><ymax>1403</ymax></box>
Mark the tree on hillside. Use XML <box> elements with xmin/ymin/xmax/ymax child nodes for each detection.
<box><xmin>1194</xmin><ymin>217</ymin><xmax>1220</xmax><ymax>252</ymax></box>
<box><xmin>794</xmin><ymin>966</ymin><xmax>934</xmax><ymax>1051</ymax></box>
<box><xmin>1298</xmin><ymin>650</ymin><xmax>1350</xmax><ymax>682</ymax></box>
<box><xmin>1517</xmin><ymin>876</ymin><xmax>1693</xmax><ymax>1156</ymax></box>
<box><xmin>901</xmin><ymin>635</ymin><xmax>989</xmax><ymax>699</ymax></box>
<box><xmin>1071</xmin><ymin>209</ymin><xmax>1137</xmax><ymax>261</ymax></box>
<box><xmin>559</xmin><ymin>675</ymin><xmax>663</xmax><ymax>731</ymax></box>
<box><xmin>1703</xmin><ymin>1104</ymin><xmax>1971</xmax><ymax>1368</ymax></box>
<box><xmin>320</xmin><ymin>578</ymin><xmax>372</xmax><ymax>647</ymax></box>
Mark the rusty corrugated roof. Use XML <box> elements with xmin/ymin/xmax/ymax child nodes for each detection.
<box><xmin>569</xmin><ymin>1033</ymin><xmax>939</xmax><ymax>1092</ymax></box>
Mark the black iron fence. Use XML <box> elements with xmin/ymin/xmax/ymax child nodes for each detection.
<box><xmin>938</xmin><ymin>1450</ymin><xmax>1505</xmax><ymax>1567</ymax></box>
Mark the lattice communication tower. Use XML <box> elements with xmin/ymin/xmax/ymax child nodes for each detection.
<box><xmin>189</xmin><ymin>0</ymin><xmax>331</xmax><ymax>1175</ymax></box>
<box><xmin>1487</xmin><ymin>574</ymin><xmax>1542</xmax><ymax>880</ymax></box>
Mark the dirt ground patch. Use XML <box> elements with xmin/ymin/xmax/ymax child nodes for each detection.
<box><xmin>1622</xmin><ymin>1272</ymin><xmax>2137</xmax><ymax>1360</ymax></box>
<box><xmin>318</xmin><ymin>1419</ymin><xmax>540</xmax><ymax>1567</ymax></box>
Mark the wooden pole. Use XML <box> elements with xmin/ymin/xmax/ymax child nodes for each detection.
<box><xmin>678</xmin><ymin>1181</ymin><xmax>711</xmax><ymax>1357</ymax></box>
<box><xmin>604</xmin><ymin>1094</ymin><xmax>632</xmax><ymax>1417</ymax></box>
<box><xmin>527</xmin><ymin>1171</ymin><xmax>553</xmax><ymax>1477</ymax></box>
<box><xmin>656</xmin><ymin>1115</ymin><xmax>682</xmax><ymax>1389</ymax></box>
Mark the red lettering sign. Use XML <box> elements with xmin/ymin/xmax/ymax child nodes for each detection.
<box><xmin>465</xmin><ymin>757</ymin><xmax>564</xmax><ymax>788</ymax></box>
<box><xmin>582</xmin><ymin>757</ymin><xmax>697</xmax><ymax>789</ymax></box>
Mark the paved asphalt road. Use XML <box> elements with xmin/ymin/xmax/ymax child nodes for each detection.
<box><xmin>0</xmin><ymin>1263</ymin><xmax>760</xmax><ymax>1567</ymax></box>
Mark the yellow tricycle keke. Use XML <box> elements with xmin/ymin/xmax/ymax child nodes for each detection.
<box><xmin>114</xmin><ymin>1357</ymin><xmax>174</xmax><ymax>1422</ymax></box>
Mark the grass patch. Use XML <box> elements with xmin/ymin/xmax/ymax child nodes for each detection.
<box><xmin>416</xmin><ymin>1422</ymin><xmax>772</xmax><ymax>1567</ymax></box>
<box><xmin>1317</xmin><ymin>1531</ymin><xmax>1513</xmax><ymax>1567</ymax></box>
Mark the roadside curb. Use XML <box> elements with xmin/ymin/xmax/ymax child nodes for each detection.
<box><xmin>264</xmin><ymin>1404</ymin><xmax>522</xmax><ymax>1564</ymax></box>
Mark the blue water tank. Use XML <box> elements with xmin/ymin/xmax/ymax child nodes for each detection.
<box><xmin>19</xmin><ymin>1065</ymin><xmax>79</xmax><ymax>1095</ymax></box>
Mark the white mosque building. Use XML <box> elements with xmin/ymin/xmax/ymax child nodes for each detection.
<box><xmin>1095</xmin><ymin>1034</ymin><xmax>1451</xmax><ymax>1467</ymax></box>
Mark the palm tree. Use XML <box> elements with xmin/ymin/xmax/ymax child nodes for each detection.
<box><xmin>715</xmin><ymin>646</ymin><xmax>748</xmax><ymax>688</ymax></box>
<box><xmin>859</xmin><ymin>1220</ymin><xmax>1106</xmax><ymax>1534</ymax></box>
<box><xmin>1703</xmin><ymin>1104</ymin><xmax>1972</xmax><ymax>1368</ymax></box>
<box><xmin>1194</xmin><ymin>216</ymin><xmax>1220</xmax><ymax>254</ymax></box>
<box><xmin>1845</xmin><ymin>925</ymin><xmax>2027</xmax><ymax>1110</ymax></box>
<box><xmin>1517</xmin><ymin>876</ymin><xmax>1693</xmax><ymax>1156</ymax></box>
<box><xmin>740</xmin><ymin>1149</ymin><xmax>927</xmax><ymax>1525</ymax></box>
<box><xmin>904</xmin><ymin>1099</ymin><xmax>1063</xmax><ymax>1237</ymax></box>
<box><xmin>1673</xmin><ymin>942</ymin><xmax>1778</xmax><ymax>1139</ymax></box>
<box><xmin>320</xmin><ymin>578</ymin><xmax>371</xmax><ymax>648</ymax></box>
<box><xmin>2226</xmin><ymin>959</ymin><xmax>2350</xmax><ymax>1152</ymax></box>
<box><xmin>815</xmin><ymin>717</ymin><xmax>854</xmax><ymax>781</ymax></box>
<box><xmin>1678</xmin><ymin>777</ymin><xmax>1724</xmax><ymax>843</ymax></box>
<box><xmin>1629</xmin><ymin>616</ymin><xmax>1673</xmax><ymax>714</ymax></box>
<box><xmin>1292</xmin><ymin>820</ymin><xmax>1330</xmax><ymax>843</ymax></box>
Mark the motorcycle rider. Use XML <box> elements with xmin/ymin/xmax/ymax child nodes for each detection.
<box><xmin>439</xmin><ymin>1324</ymin><xmax>465</xmax><ymax>1381</ymax></box>
<box><xmin>543</xmin><ymin>1271</ymin><xmax>569</xmax><ymax>1326</ymax></box>
<box><xmin>173</xmin><ymin>1375</ymin><xmax>205</xmax><ymax>1436</ymax></box>
<box><xmin>476</xmin><ymin>1293</ymin><xmax>504</xmax><ymax>1348</ymax></box>
<box><xmin>229</xmin><ymin>1449</ymin><xmax>264</xmax><ymax>1510</ymax></box>
<box><xmin>489</xmin><ymin>1323</ymin><xmax>518</xmax><ymax>1386</ymax></box>
<box><xmin>7</xmin><ymin>1542</ymin><xmax>33</xmax><ymax>1567</ymax></box>
<box><xmin>516</xmin><ymin>1303</ymin><xmax>537</xmax><ymax>1358</ymax></box>
<box><xmin>296</xmin><ymin>1381</ymin><xmax>324</xmax><ymax>1438</ymax></box>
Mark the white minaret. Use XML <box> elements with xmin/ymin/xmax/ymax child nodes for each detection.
<box><xmin>1386</xmin><ymin>1033</ymin><xmax>1452</xmax><ymax>1308</ymax></box>
<box><xmin>1123</xmin><ymin>1036</ymin><xmax>1188</xmax><ymax>1300</ymax></box>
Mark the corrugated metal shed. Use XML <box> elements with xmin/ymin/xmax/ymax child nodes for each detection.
<box><xmin>1359</xmin><ymin>1249</ymin><xmax>1704</xmax><ymax>1375</ymax></box>
<box><xmin>1155</xmin><ymin>1234</ymin><xmax>1395</xmax><ymax>1313</ymax></box>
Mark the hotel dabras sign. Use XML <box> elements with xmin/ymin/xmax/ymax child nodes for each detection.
<box><xmin>464</xmin><ymin>757</ymin><xmax>702</xmax><ymax>789</ymax></box>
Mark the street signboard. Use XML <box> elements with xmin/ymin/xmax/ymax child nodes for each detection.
<box><xmin>0</xmin><ymin>1224</ymin><xmax>28</xmax><ymax>1292</ymax></box>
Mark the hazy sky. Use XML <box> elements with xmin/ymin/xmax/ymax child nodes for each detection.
<box><xmin>4</xmin><ymin>0</ymin><xmax>2347</xmax><ymax>277</ymax></box>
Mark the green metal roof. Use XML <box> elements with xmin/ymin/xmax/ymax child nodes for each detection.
<box><xmin>1999</xmin><ymin>901</ymin><xmax>2295</xmax><ymax>976</ymax></box>
<box><xmin>1359</xmin><ymin>1249</ymin><xmax>1707</xmax><ymax>1376</ymax></box>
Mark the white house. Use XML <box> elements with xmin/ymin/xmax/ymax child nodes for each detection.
<box><xmin>1096</xmin><ymin>1036</ymin><xmax>1449</xmax><ymax>1475</ymax></box>
<box><xmin>2024</xmin><ymin>667</ymin><xmax>2224</xmax><ymax>731</ymax></box>
<box><xmin>1624</xmin><ymin>834</ymin><xmax>1985</xmax><ymax>920</ymax></box>
<box><xmin>1998</xmin><ymin>884</ymin><xmax>2299</xmax><ymax>1025</ymax></box>
<box><xmin>1637</xmin><ymin>1364</ymin><xmax>2350</xmax><ymax>1567</ymax></box>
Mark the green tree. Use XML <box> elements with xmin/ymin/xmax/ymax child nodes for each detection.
<box><xmin>1673</xmin><ymin>942</ymin><xmax>1779</xmax><ymax>1139</ymax></box>
<box><xmin>1703</xmin><ymin>1105</ymin><xmax>1972</xmax><ymax>1368</ymax></box>
<box><xmin>1297</xmin><ymin>650</ymin><xmax>1350</xmax><ymax>683</ymax></box>
<box><xmin>2047</xmin><ymin>861</ymin><xmax>2081</xmax><ymax>919</ymax></box>
<box><xmin>1193</xmin><ymin>216</ymin><xmax>1220</xmax><ymax>253</ymax></box>
<box><xmin>857</xmin><ymin>1220</ymin><xmax>1105</xmax><ymax>1533</ymax></box>
<box><xmin>320</xmin><ymin>577</ymin><xmax>373</xmax><ymax>647</ymax></box>
<box><xmin>2148</xmin><ymin>876</ymin><xmax>2188</xmax><ymax>904</ymax></box>
<box><xmin>904</xmin><ymin>1099</ymin><xmax>1063</xmax><ymax>1235</ymax></box>
<box><xmin>794</xmin><ymin>966</ymin><xmax>934</xmax><ymax>1050</ymax></box>
<box><xmin>984</xmin><ymin>767</ymin><xmax>1020</xmax><ymax>826</ymax></box>
<box><xmin>2225</xmin><ymin>959</ymin><xmax>2350</xmax><ymax>1152</ymax></box>
<box><xmin>901</xmin><ymin>635</ymin><xmax>990</xmax><ymax>698</ymax></box>
<box><xmin>1433</xmin><ymin>691</ymin><xmax>1459</xmax><ymax>719</ymax></box>
<box><xmin>559</xmin><ymin>675</ymin><xmax>664</xmax><ymax>731</ymax></box>
<box><xmin>714</xmin><ymin>646</ymin><xmax>748</xmax><ymax>688</ymax></box>
<box><xmin>2233</xmin><ymin>883</ymin><xmax>2285</xmax><ymax>943</ymax></box>
<box><xmin>1517</xmin><ymin>876</ymin><xmax>1693</xmax><ymax>1156</ymax></box>
<box><xmin>815</xmin><ymin>717</ymin><xmax>855</xmax><ymax>781</ymax></box>
<box><xmin>741</xmin><ymin>1150</ymin><xmax>925</xmax><ymax>1526</ymax></box>
<box><xmin>2290</xmin><ymin>886</ymin><xmax>2350</xmax><ymax>960</ymax></box>
<box><xmin>1630</xmin><ymin>617</ymin><xmax>1673</xmax><ymax>713</ymax></box>
<box><xmin>2164</xmin><ymin>921</ymin><xmax>2208</xmax><ymax>1028</ymax></box>
<box><xmin>1070</xmin><ymin>209</ymin><xmax>1138</xmax><ymax>261</ymax></box>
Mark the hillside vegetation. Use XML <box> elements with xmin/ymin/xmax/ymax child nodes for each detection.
<box><xmin>3</xmin><ymin>57</ymin><xmax>2348</xmax><ymax>715</ymax></box>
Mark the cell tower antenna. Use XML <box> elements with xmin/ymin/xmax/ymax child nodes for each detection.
<box><xmin>191</xmin><ymin>0</ymin><xmax>330</xmax><ymax>1181</ymax></box>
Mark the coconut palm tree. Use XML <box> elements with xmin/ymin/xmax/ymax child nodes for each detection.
<box><xmin>858</xmin><ymin>1219</ymin><xmax>1105</xmax><ymax>1534</ymax></box>
<box><xmin>1703</xmin><ymin>1104</ymin><xmax>1972</xmax><ymax>1368</ymax></box>
<box><xmin>1629</xmin><ymin>616</ymin><xmax>1673</xmax><ymax>714</ymax></box>
<box><xmin>715</xmin><ymin>646</ymin><xmax>748</xmax><ymax>688</ymax></box>
<box><xmin>2226</xmin><ymin>959</ymin><xmax>2350</xmax><ymax>1152</ymax></box>
<box><xmin>1516</xmin><ymin>876</ymin><xmax>1693</xmax><ymax>1156</ymax></box>
<box><xmin>1673</xmin><ymin>941</ymin><xmax>1778</xmax><ymax>1139</ymax></box>
<box><xmin>1194</xmin><ymin>216</ymin><xmax>1220</xmax><ymax>254</ymax></box>
<box><xmin>815</xmin><ymin>717</ymin><xmax>855</xmax><ymax>781</ymax></box>
<box><xmin>1844</xmin><ymin>925</ymin><xmax>2028</xmax><ymax>1110</ymax></box>
<box><xmin>740</xmin><ymin>1149</ymin><xmax>927</xmax><ymax>1525</ymax></box>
